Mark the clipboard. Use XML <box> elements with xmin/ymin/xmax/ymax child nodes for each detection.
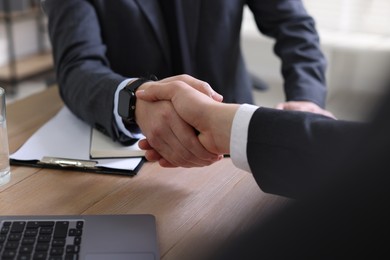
<box><xmin>10</xmin><ymin>156</ymin><xmax>145</xmax><ymax>176</ymax></box>
<box><xmin>10</xmin><ymin>106</ymin><xmax>144</xmax><ymax>176</ymax></box>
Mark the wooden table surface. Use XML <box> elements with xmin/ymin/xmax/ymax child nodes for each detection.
<box><xmin>1</xmin><ymin>86</ymin><xmax>288</xmax><ymax>259</ymax></box>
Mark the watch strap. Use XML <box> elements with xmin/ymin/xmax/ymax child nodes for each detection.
<box><xmin>124</xmin><ymin>78</ymin><xmax>151</xmax><ymax>123</ymax></box>
<box><xmin>119</xmin><ymin>76</ymin><xmax>157</xmax><ymax>123</ymax></box>
<box><xmin>124</xmin><ymin>77</ymin><xmax>152</xmax><ymax>92</ymax></box>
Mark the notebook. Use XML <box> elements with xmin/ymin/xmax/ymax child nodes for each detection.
<box><xmin>0</xmin><ymin>214</ymin><xmax>159</xmax><ymax>260</ymax></box>
<box><xmin>90</xmin><ymin>128</ymin><xmax>145</xmax><ymax>159</ymax></box>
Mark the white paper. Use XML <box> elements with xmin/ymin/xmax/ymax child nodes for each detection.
<box><xmin>11</xmin><ymin>106</ymin><xmax>142</xmax><ymax>171</ymax></box>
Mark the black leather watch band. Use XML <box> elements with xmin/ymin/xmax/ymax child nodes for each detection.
<box><xmin>118</xmin><ymin>78</ymin><xmax>151</xmax><ymax>123</ymax></box>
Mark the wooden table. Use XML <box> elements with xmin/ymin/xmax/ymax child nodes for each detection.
<box><xmin>1</xmin><ymin>86</ymin><xmax>289</xmax><ymax>260</ymax></box>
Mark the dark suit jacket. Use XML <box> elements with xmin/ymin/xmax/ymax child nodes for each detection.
<box><xmin>247</xmin><ymin>107</ymin><xmax>368</xmax><ymax>199</ymax></box>
<box><xmin>42</xmin><ymin>0</ymin><xmax>327</xmax><ymax>141</ymax></box>
<box><xmin>210</xmin><ymin>87</ymin><xmax>390</xmax><ymax>259</ymax></box>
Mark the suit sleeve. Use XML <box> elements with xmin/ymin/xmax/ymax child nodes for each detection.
<box><xmin>247</xmin><ymin>0</ymin><xmax>327</xmax><ymax>107</ymax></box>
<box><xmin>42</xmin><ymin>0</ymin><xmax>130</xmax><ymax>142</ymax></box>
<box><xmin>247</xmin><ymin>107</ymin><xmax>368</xmax><ymax>199</ymax></box>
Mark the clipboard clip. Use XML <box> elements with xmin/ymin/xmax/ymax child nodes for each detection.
<box><xmin>39</xmin><ymin>156</ymin><xmax>98</xmax><ymax>168</ymax></box>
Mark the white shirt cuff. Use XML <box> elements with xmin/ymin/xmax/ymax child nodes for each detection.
<box><xmin>230</xmin><ymin>104</ymin><xmax>258</xmax><ymax>173</ymax></box>
<box><xmin>113</xmin><ymin>78</ymin><xmax>145</xmax><ymax>139</ymax></box>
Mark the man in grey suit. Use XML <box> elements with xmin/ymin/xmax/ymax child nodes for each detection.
<box><xmin>42</xmin><ymin>0</ymin><xmax>333</xmax><ymax>167</ymax></box>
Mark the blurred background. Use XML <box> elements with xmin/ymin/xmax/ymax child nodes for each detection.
<box><xmin>1</xmin><ymin>0</ymin><xmax>390</xmax><ymax>121</ymax></box>
<box><xmin>242</xmin><ymin>0</ymin><xmax>390</xmax><ymax>121</ymax></box>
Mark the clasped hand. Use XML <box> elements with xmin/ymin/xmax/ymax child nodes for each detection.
<box><xmin>135</xmin><ymin>74</ymin><xmax>335</xmax><ymax>168</ymax></box>
<box><xmin>134</xmin><ymin>74</ymin><xmax>225</xmax><ymax>168</ymax></box>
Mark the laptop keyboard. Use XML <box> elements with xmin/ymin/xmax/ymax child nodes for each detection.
<box><xmin>0</xmin><ymin>219</ymin><xmax>84</xmax><ymax>260</ymax></box>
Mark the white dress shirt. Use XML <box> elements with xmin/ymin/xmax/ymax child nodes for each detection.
<box><xmin>230</xmin><ymin>104</ymin><xmax>258</xmax><ymax>173</ymax></box>
<box><xmin>113</xmin><ymin>79</ymin><xmax>145</xmax><ymax>140</ymax></box>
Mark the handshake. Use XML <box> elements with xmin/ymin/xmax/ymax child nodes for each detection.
<box><xmin>134</xmin><ymin>74</ymin><xmax>335</xmax><ymax>168</ymax></box>
<box><xmin>134</xmin><ymin>74</ymin><xmax>236</xmax><ymax>168</ymax></box>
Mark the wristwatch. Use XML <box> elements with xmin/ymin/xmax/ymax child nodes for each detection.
<box><xmin>118</xmin><ymin>78</ymin><xmax>152</xmax><ymax>123</ymax></box>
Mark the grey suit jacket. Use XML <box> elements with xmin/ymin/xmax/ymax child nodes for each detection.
<box><xmin>246</xmin><ymin>107</ymin><xmax>368</xmax><ymax>198</ymax></box>
<box><xmin>43</xmin><ymin>0</ymin><xmax>327</xmax><ymax>141</ymax></box>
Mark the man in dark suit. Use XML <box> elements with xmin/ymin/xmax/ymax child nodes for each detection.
<box><xmin>136</xmin><ymin>76</ymin><xmax>390</xmax><ymax>258</ymax></box>
<box><xmin>42</xmin><ymin>0</ymin><xmax>332</xmax><ymax>168</ymax></box>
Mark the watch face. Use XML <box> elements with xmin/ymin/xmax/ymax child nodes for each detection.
<box><xmin>118</xmin><ymin>89</ymin><xmax>132</xmax><ymax>119</ymax></box>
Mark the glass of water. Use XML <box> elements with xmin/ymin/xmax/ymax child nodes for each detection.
<box><xmin>0</xmin><ymin>87</ymin><xmax>10</xmax><ymax>186</ymax></box>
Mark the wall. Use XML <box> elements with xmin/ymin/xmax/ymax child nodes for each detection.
<box><xmin>0</xmin><ymin>0</ymin><xmax>50</xmax><ymax>66</ymax></box>
<box><xmin>0</xmin><ymin>19</ymin><xmax>51</xmax><ymax>65</ymax></box>
<box><xmin>240</xmin><ymin>5</ymin><xmax>390</xmax><ymax>96</ymax></box>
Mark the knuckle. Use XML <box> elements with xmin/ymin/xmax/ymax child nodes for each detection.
<box><xmin>149</xmin><ymin>126</ymin><xmax>164</xmax><ymax>141</ymax></box>
<box><xmin>146</xmin><ymin>135</ymin><xmax>160</xmax><ymax>149</ymax></box>
<box><xmin>160</xmin><ymin>107</ymin><xmax>174</xmax><ymax>121</ymax></box>
<box><xmin>178</xmin><ymin>74</ymin><xmax>191</xmax><ymax>80</ymax></box>
<box><xmin>171</xmin><ymin>80</ymin><xmax>187</xmax><ymax>89</ymax></box>
<box><xmin>201</xmin><ymin>81</ymin><xmax>211</xmax><ymax>90</ymax></box>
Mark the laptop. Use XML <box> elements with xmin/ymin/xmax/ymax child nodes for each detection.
<box><xmin>0</xmin><ymin>214</ymin><xmax>159</xmax><ymax>260</ymax></box>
